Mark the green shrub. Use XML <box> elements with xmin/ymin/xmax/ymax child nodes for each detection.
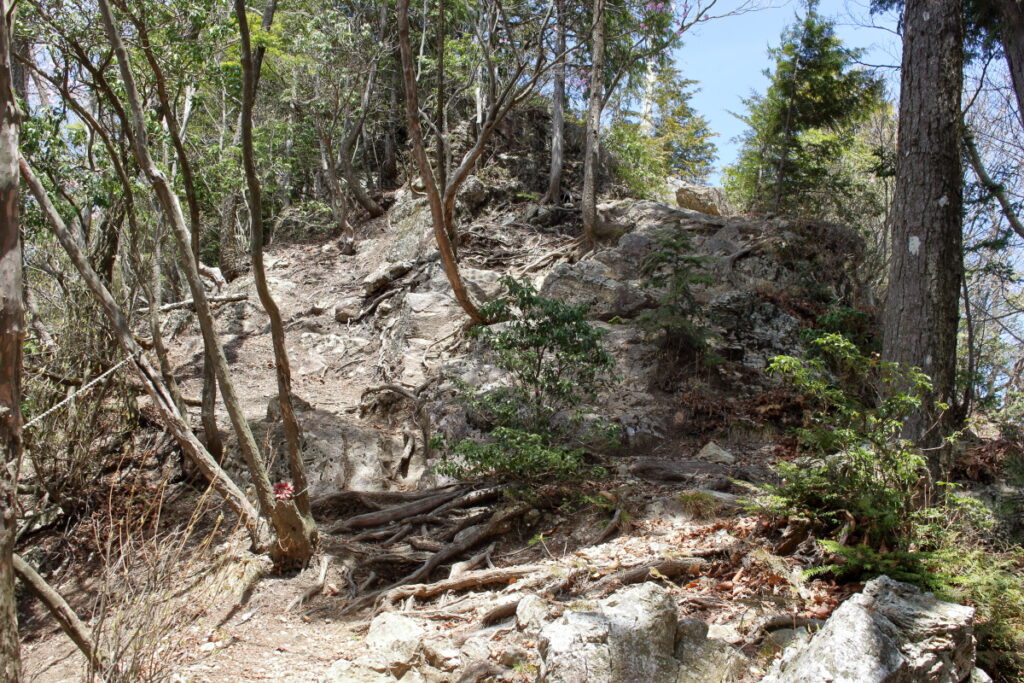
<box><xmin>434</xmin><ymin>428</ymin><xmax>598</xmax><ymax>482</ymax></box>
<box><xmin>637</xmin><ymin>228</ymin><xmax>714</xmax><ymax>361</ymax></box>
<box><xmin>436</xmin><ymin>277</ymin><xmax>618</xmax><ymax>482</ymax></box>
<box><xmin>762</xmin><ymin>333</ymin><xmax>931</xmax><ymax>549</ymax></box>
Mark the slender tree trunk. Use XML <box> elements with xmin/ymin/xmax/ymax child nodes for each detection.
<box><xmin>339</xmin><ymin>63</ymin><xmax>384</xmax><ymax>219</ymax></box>
<box><xmin>13</xmin><ymin>554</ymin><xmax>104</xmax><ymax>672</ymax></box>
<box><xmin>397</xmin><ymin>0</ymin><xmax>484</xmax><ymax>324</ymax></box>
<box><xmin>21</xmin><ymin>158</ymin><xmax>268</xmax><ymax>548</ymax></box>
<box><xmin>543</xmin><ymin>0</ymin><xmax>566</xmax><ymax>205</ymax></box>
<box><xmin>319</xmin><ymin>134</ymin><xmax>353</xmax><ymax>244</ymax></box>
<box><xmin>0</xmin><ymin>1</ymin><xmax>22</xmax><ymax>676</ymax></box>
<box><xmin>234</xmin><ymin>0</ymin><xmax>316</xmax><ymax>536</ymax></box>
<box><xmin>994</xmin><ymin>0</ymin><xmax>1024</xmax><ymax>129</ymax></box>
<box><xmin>98</xmin><ymin>0</ymin><xmax>310</xmax><ymax>566</ymax></box>
<box><xmin>882</xmin><ymin>0</ymin><xmax>963</xmax><ymax>457</ymax></box>
<box><xmin>133</xmin><ymin>16</ymin><xmax>223</xmax><ymax>462</ymax></box>
<box><xmin>582</xmin><ymin>0</ymin><xmax>606</xmax><ymax>244</ymax></box>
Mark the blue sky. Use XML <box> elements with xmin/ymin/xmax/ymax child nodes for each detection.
<box><xmin>674</xmin><ymin>0</ymin><xmax>903</xmax><ymax>183</ymax></box>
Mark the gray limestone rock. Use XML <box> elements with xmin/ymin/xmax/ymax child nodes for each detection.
<box><xmin>763</xmin><ymin>576</ymin><xmax>976</xmax><ymax>683</ymax></box>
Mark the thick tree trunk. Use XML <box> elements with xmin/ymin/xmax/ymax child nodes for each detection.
<box><xmin>581</xmin><ymin>0</ymin><xmax>606</xmax><ymax>244</ymax></box>
<box><xmin>543</xmin><ymin>0</ymin><xmax>566</xmax><ymax>205</ymax></box>
<box><xmin>98</xmin><ymin>0</ymin><xmax>310</xmax><ymax>566</ymax></box>
<box><xmin>234</xmin><ymin>0</ymin><xmax>316</xmax><ymax>541</ymax></box>
<box><xmin>995</xmin><ymin>0</ymin><xmax>1024</xmax><ymax>128</ymax></box>
<box><xmin>0</xmin><ymin>1</ymin><xmax>22</xmax><ymax>676</ymax></box>
<box><xmin>882</xmin><ymin>0</ymin><xmax>963</xmax><ymax>455</ymax></box>
<box><xmin>13</xmin><ymin>554</ymin><xmax>104</xmax><ymax>672</ymax></box>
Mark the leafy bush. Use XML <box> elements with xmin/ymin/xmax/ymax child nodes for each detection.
<box><xmin>434</xmin><ymin>428</ymin><xmax>597</xmax><ymax>482</ymax></box>
<box><xmin>637</xmin><ymin>228</ymin><xmax>714</xmax><ymax>361</ymax></box>
<box><xmin>762</xmin><ymin>333</ymin><xmax>931</xmax><ymax>549</ymax></box>
<box><xmin>436</xmin><ymin>277</ymin><xmax>617</xmax><ymax>482</ymax></box>
<box><xmin>470</xmin><ymin>276</ymin><xmax>616</xmax><ymax>435</ymax></box>
<box><xmin>764</xmin><ymin>334</ymin><xmax>1024</xmax><ymax>678</ymax></box>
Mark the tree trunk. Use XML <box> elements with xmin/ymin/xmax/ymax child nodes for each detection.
<box><xmin>397</xmin><ymin>0</ymin><xmax>484</xmax><ymax>324</ymax></box>
<box><xmin>543</xmin><ymin>0</ymin><xmax>566</xmax><ymax>205</ymax></box>
<box><xmin>581</xmin><ymin>0</ymin><xmax>606</xmax><ymax>244</ymax></box>
<box><xmin>13</xmin><ymin>554</ymin><xmax>104</xmax><ymax>672</ymax></box>
<box><xmin>98</xmin><ymin>0</ymin><xmax>310</xmax><ymax>567</ymax></box>
<box><xmin>234</xmin><ymin>0</ymin><xmax>316</xmax><ymax>540</ymax></box>
<box><xmin>995</xmin><ymin>0</ymin><xmax>1024</xmax><ymax>129</ymax></box>
<box><xmin>0</xmin><ymin>1</ymin><xmax>22</xmax><ymax>676</ymax></box>
<box><xmin>319</xmin><ymin>134</ymin><xmax>354</xmax><ymax>245</ymax></box>
<box><xmin>21</xmin><ymin>158</ymin><xmax>268</xmax><ymax>549</ymax></box>
<box><xmin>882</xmin><ymin>0</ymin><xmax>963</xmax><ymax>456</ymax></box>
<box><xmin>133</xmin><ymin>15</ymin><xmax>223</xmax><ymax>462</ymax></box>
<box><xmin>339</xmin><ymin>63</ymin><xmax>384</xmax><ymax>219</ymax></box>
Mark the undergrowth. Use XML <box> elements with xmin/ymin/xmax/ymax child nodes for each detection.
<box><xmin>759</xmin><ymin>332</ymin><xmax>1024</xmax><ymax>678</ymax></box>
<box><xmin>435</xmin><ymin>277</ymin><xmax>616</xmax><ymax>483</ymax></box>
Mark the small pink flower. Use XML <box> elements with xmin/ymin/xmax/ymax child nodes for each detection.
<box><xmin>274</xmin><ymin>481</ymin><xmax>295</xmax><ymax>500</ymax></box>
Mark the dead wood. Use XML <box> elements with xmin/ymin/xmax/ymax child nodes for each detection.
<box><xmin>586</xmin><ymin>557</ymin><xmax>705</xmax><ymax>596</ymax></box>
<box><xmin>382</xmin><ymin>565</ymin><xmax>543</xmax><ymax>608</ymax></box>
<box><xmin>327</xmin><ymin>488</ymin><xmax>463</xmax><ymax>533</ymax></box>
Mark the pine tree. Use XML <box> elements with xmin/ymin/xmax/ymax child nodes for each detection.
<box><xmin>724</xmin><ymin>1</ymin><xmax>883</xmax><ymax>216</ymax></box>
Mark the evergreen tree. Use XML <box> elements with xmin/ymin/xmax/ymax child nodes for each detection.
<box><xmin>724</xmin><ymin>2</ymin><xmax>884</xmax><ymax>216</ymax></box>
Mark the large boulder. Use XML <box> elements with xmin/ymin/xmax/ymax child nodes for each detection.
<box><xmin>763</xmin><ymin>575</ymin><xmax>976</xmax><ymax>683</ymax></box>
<box><xmin>540</xmin><ymin>260</ymin><xmax>651</xmax><ymax>321</ymax></box>
<box><xmin>537</xmin><ymin>582</ymin><xmax>744</xmax><ymax>683</ymax></box>
<box><xmin>675</xmin><ymin>183</ymin><xmax>731</xmax><ymax>216</ymax></box>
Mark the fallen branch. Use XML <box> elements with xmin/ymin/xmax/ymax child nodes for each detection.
<box><xmin>138</xmin><ymin>293</ymin><xmax>247</xmax><ymax>314</ymax></box>
<box><xmin>382</xmin><ymin>564</ymin><xmax>543</xmax><ymax>608</ymax></box>
<box><xmin>587</xmin><ymin>557</ymin><xmax>705</xmax><ymax>596</ymax></box>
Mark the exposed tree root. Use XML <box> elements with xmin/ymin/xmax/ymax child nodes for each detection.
<box><xmin>381</xmin><ymin>564</ymin><xmax>543</xmax><ymax>608</ymax></box>
<box><xmin>285</xmin><ymin>555</ymin><xmax>331</xmax><ymax>612</ymax></box>
<box><xmin>585</xmin><ymin>557</ymin><xmax>706</xmax><ymax>597</ymax></box>
<box><xmin>341</xmin><ymin>502</ymin><xmax>532</xmax><ymax>614</ymax></box>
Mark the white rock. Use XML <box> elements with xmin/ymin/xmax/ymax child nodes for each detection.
<box><xmin>763</xmin><ymin>576</ymin><xmax>976</xmax><ymax>683</ymax></box>
<box><xmin>697</xmin><ymin>441</ymin><xmax>736</xmax><ymax>465</ymax></box>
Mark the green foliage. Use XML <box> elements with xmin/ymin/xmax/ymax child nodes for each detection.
<box><xmin>436</xmin><ymin>277</ymin><xmax>618</xmax><ymax>483</ymax></box>
<box><xmin>434</xmin><ymin>428</ymin><xmax>598</xmax><ymax>482</ymax></box>
<box><xmin>471</xmin><ymin>276</ymin><xmax>617</xmax><ymax>435</ymax></box>
<box><xmin>807</xmin><ymin>305</ymin><xmax>879</xmax><ymax>355</ymax></box>
<box><xmin>606</xmin><ymin>67</ymin><xmax>717</xmax><ymax>198</ymax></box>
<box><xmin>763</xmin><ymin>333</ymin><xmax>932</xmax><ymax>548</ymax></box>
<box><xmin>637</xmin><ymin>228</ymin><xmax>714</xmax><ymax>360</ymax></box>
<box><xmin>723</xmin><ymin>2</ymin><xmax>885</xmax><ymax>218</ymax></box>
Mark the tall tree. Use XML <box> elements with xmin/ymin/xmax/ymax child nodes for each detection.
<box><xmin>234</xmin><ymin>0</ymin><xmax>316</xmax><ymax>529</ymax></box>
<box><xmin>882</xmin><ymin>0</ymin><xmax>964</xmax><ymax>453</ymax></box>
<box><xmin>397</xmin><ymin>0</ymin><xmax>556</xmax><ymax>323</ymax></box>
<box><xmin>724</xmin><ymin>3</ymin><xmax>883</xmax><ymax>216</ymax></box>
<box><xmin>0</xmin><ymin>0</ymin><xmax>22</xmax><ymax>674</ymax></box>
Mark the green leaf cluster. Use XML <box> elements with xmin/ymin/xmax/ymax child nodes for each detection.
<box><xmin>436</xmin><ymin>277</ymin><xmax>618</xmax><ymax>482</ymax></box>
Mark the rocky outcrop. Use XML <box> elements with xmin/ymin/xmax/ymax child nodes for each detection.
<box><xmin>763</xmin><ymin>576</ymin><xmax>977</xmax><ymax>683</ymax></box>
<box><xmin>541</xmin><ymin>260</ymin><xmax>652</xmax><ymax>321</ymax></box>
<box><xmin>537</xmin><ymin>582</ymin><xmax>744</xmax><ymax>683</ymax></box>
<box><xmin>675</xmin><ymin>182</ymin><xmax>732</xmax><ymax>216</ymax></box>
